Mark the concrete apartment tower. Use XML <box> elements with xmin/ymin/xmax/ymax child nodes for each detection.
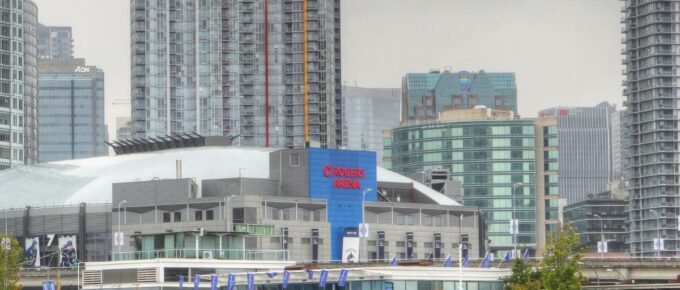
<box><xmin>130</xmin><ymin>0</ymin><xmax>342</xmax><ymax>149</ymax></box>
<box><xmin>0</xmin><ymin>0</ymin><xmax>38</xmax><ymax>170</ymax></box>
<box><xmin>37</xmin><ymin>23</ymin><xmax>74</xmax><ymax>59</ymax></box>
<box><xmin>623</xmin><ymin>0</ymin><xmax>680</xmax><ymax>257</ymax></box>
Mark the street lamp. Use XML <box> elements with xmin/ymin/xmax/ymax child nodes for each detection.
<box><xmin>117</xmin><ymin>200</ymin><xmax>127</xmax><ymax>254</ymax></box>
<box><xmin>606</xmin><ymin>268</ymin><xmax>625</xmax><ymax>282</ymax></box>
<box><xmin>361</xmin><ymin>188</ymin><xmax>372</xmax><ymax>262</ymax></box>
<box><xmin>512</xmin><ymin>182</ymin><xmax>523</xmax><ymax>258</ymax></box>
<box><xmin>593</xmin><ymin>214</ymin><xmax>604</xmax><ymax>260</ymax></box>
<box><xmin>649</xmin><ymin>209</ymin><xmax>661</xmax><ymax>259</ymax></box>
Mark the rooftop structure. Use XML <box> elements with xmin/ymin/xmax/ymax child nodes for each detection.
<box><xmin>401</xmin><ymin>70</ymin><xmax>517</xmax><ymax>123</ymax></box>
<box><xmin>37</xmin><ymin>23</ymin><xmax>74</xmax><ymax>59</ymax></box>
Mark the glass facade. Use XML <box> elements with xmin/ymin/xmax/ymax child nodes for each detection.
<box><xmin>564</xmin><ymin>192</ymin><xmax>628</xmax><ymax>253</ymax></box>
<box><xmin>37</xmin><ymin>23</ymin><xmax>73</xmax><ymax>59</ymax></box>
<box><xmin>0</xmin><ymin>0</ymin><xmax>37</xmax><ymax>170</ymax></box>
<box><xmin>130</xmin><ymin>0</ymin><xmax>342</xmax><ymax>148</ymax></box>
<box><xmin>38</xmin><ymin>60</ymin><xmax>106</xmax><ymax>162</ymax></box>
<box><xmin>342</xmin><ymin>86</ymin><xmax>400</xmax><ymax>164</ymax></box>
<box><xmin>401</xmin><ymin>70</ymin><xmax>517</xmax><ymax>123</ymax></box>
<box><xmin>389</xmin><ymin>120</ymin><xmax>537</xmax><ymax>254</ymax></box>
<box><xmin>623</xmin><ymin>0</ymin><xmax>680</xmax><ymax>257</ymax></box>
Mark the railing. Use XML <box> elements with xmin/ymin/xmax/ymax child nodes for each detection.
<box><xmin>112</xmin><ymin>248</ymin><xmax>288</xmax><ymax>261</ymax></box>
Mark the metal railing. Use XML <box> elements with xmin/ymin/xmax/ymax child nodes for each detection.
<box><xmin>112</xmin><ymin>248</ymin><xmax>289</xmax><ymax>261</ymax></box>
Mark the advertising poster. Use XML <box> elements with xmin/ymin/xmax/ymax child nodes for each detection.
<box><xmin>342</xmin><ymin>227</ymin><xmax>359</xmax><ymax>263</ymax></box>
<box><xmin>406</xmin><ymin>232</ymin><xmax>414</xmax><ymax>259</ymax></box>
<box><xmin>311</xmin><ymin>229</ymin><xmax>319</xmax><ymax>262</ymax></box>
<box><xmin>434</xmin><ymin>233</ymin><xmax>442</xmax><ymax>259</ymax></box>
<box><xmin>24</xmin><ymin>237</ymin><xmax>40</xmax><ymax>267</ymax></box>
<box><xmin>281</xmin><ymin>228</ymin><xmax>289</xmax><ymax>250</ymax></box>
<box><xmin>58</xmin><ymin>235</ymin><xmax>78</xmax><ymax>267</ymax></box>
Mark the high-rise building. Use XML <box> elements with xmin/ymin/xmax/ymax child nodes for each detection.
<box><xmin>37</xmin><ymin>58</ymin><xmax>106</xmax><ymax>162</ymax></box>
<box><xmin>37</xmin><ymin>23</ymin><xmax>74</xmax><ymax>59</ymax></box>
<box><xmin>385</xmin><ymin>106</ymin><xmax>563</xmax><ymax>255</ymax></box>
<box><xmin>0</xmin><ymin>0</ymin><xmax>38</xmax><ymax>170</ymax></box>
<box><xmin>623</xmin><ymin>0</ymin><xmax>680</xmax><ymax>257</ymax></box>
<box><xmin>342</xmin><ymin>85</ymin><xmax>400</xmax><ymax>163</ymax></box>
<box><xmin>564</xmin><ymin>191</ymin><xmax>628</xmax><ymax>254</ymax></box>
<box><xmin>611</xmin><ymin>110</ymin><xmax>628</xmax><ymax>182</ymax></box>
<box><xmin>115</xmin><ymin>117</ymin><xmax>132</xmax><ymax>141</ymax></box>
<box><xmin>401</xmin><ymin>69</ymin><xmax>517</xmax><ymax>123</ymax></box>
<box><xmin>538</xmin><ymin>102</ymin><xmax>616</xmax><ymax>205</ymax></box>
<box><xmin>130</xmin><ymin>0</ymin><xmax>342</xmax><ymax>149</ymax></box>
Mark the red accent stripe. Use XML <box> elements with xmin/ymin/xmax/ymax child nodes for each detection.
<box><xmin>264</xmin><ymin>0</ymin><xmax>270</xmax><ymax>147</ymax></box>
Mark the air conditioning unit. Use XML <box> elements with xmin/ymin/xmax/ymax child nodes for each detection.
<box><xmin>202</xmin><ymin>251</ymin><xmax>214</xmax><ymax>260</ymax></box>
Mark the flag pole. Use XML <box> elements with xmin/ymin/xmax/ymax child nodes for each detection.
<box><xmin>458</xmin><ymin>243</ymin><xmax>463</xmax><ymax>290</ymax></box>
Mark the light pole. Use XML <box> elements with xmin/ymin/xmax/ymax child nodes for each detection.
<box><xmin>239</xmin><ymin>168</ymin><xmax>246</xmax><ymax>195</ymax></box>
<box><xmin>649</xmin><ymin>209</ymin><xmax>661</xmax><ymax>258</ymax></box>
<box><xmin>593</xmin><ymin>214</ymin><xmax>604</xmax><ymax>260</ymax></box>
<box><xmin>458</xmin><ymin>214</ymin><xmax>464</xmax><ymax>290</ymax></box>
<box><xmin>117</xmin><ymin>200</ymin><xmax>127</xmax><ymax>254</ymax></box>
<box><xmin>361</xmin><ymin>188</ymin><xmax>372</xmax><ymax>262</ymax></box>
<box><xmin>512</xmin><ymin>182</ymin><xmax>523</xmax><ymax>258</ymax></box>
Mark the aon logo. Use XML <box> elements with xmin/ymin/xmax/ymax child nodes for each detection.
<box><xmin>74</xmin><ymin>66</ymin><xmax>90</xmax><ymax>73</ymax></box>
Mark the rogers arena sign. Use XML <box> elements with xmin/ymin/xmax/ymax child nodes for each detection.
<box><xmin>322</xmin><ymin>165</ymin><xmax>365</xmax><ymax>189</ymax></box>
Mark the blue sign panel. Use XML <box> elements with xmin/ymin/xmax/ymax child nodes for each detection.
<box><xmin>307</xmin><ymin>148</ymin><xmax>377</xmax><ymax>261</ymax></box>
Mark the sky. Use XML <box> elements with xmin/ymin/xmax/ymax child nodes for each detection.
<box><xmin>33</xmin><ymin>0</ymin><xmax>623</xmax><ymax>140</ymax></box>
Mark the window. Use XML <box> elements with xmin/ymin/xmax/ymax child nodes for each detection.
<box><xmin>174</xmin><ymin>211</ymin><xmax>182</xmax><ymax>222</ymax></box>
<box><xmin>206</xmin><ymin>210</ymin><xmax>214</xmax><ymax>220</ymax></box>
<box><xmin>289</xmin><ymin>153</ymin><xmax>300</xmax><ymax>166</ymax></box>
<box><xmin>163</xmin><ymin>212</ymin><xmax>171</xmax><ymax>223</ymax></box>
<box><xmin>195</xmin><ymin>211</ymin><xmax>203</xmax><ymax>221</ymax></box>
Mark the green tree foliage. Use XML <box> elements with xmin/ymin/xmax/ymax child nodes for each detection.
<box><xmin>0</xmin><ymin>234</ymin><xmax>23</xmax><ymax>290</ymax></box>
<box><xmin>505</xmin><ymin>225</ymin><xmax>584</xmax><ymax>290</ymax></box>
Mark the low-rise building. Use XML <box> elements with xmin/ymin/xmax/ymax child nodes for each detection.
<box><xmin>564</xmin><ymin>191</ymin><xmax>628</xmax><ymax>253</ymax></box>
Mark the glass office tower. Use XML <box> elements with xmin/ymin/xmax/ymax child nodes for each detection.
<box><xmin>401</xmin><ymin>70</ymin><xmax>517</xmax><ymax>123</ymax></box>
<box><xmin>37</xmin><ymin>23</ymin><xmax>74</xmax><ymax>59</ymax></box>
<box><xmin>38</xmin><ymin>59</ymin><xmax>106</xmax><ymax>162</ymax></box>
<box><xmin>389</xmin><ymin>111</ymin><xmax>537</xmax><ymax>255</ymax></box>
<box><xmin>623</xmin><ymin>0</ymin><xmax>680</xmax><ymax>257</ymax></box>
<box><xmin>0</xmin><ymin>0</ymin><xmax>38</xmax><ymax>170</ymax></box>
<box><xmin>130</xmin><ymin>0</ymin><xmax>342</xmax><ymax>148</ymax></box>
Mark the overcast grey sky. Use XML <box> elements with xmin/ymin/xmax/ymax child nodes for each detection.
<box><xmin>34</xmin><ymin>0</ymin><xmax>622</xmax><ymax>139</ymax></box>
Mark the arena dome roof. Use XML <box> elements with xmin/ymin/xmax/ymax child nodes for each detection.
<box><xmin>0</xmin><ymin>147</ymin><xmax>460</xmax><ymax>209</ymax></box>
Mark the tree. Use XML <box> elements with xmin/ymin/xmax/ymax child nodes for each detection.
<box><xmin>0</xmin><ymin>234</ymin><xmax>23</xmax><ymax>290</ymax></box>
<box><xmin>505</xmin><ymin>225</ymin><xmax>584</xmax><ymax>290</ymax></box>
<box><xmin>540</xmin><ymin>226</ymin><xmax>585</xmax><ymax>290</ymax></box>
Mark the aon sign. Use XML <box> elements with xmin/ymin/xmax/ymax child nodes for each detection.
<box><xmin>74</xmin><ymin>66</ymin><xmax>91</xmax><ymax>73</ymax></box>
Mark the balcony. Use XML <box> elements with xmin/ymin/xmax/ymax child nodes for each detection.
<box><xmin>112</xmin><ymin>248</ymin><xmax>288</xmax><ymax>261</ymax></box>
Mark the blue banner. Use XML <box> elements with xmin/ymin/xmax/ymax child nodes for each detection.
<box><xmin>266</xmin><ymin>272</ymin><xmax>277</xmax><ymax>278</ymax></box>
<box><xmin>194</xmin><ymin>274</ymin><xmax>200</xmax><ymax>290</ymax></box>
<box><xmin>388</xmin><ymin>256</ymin><xmax>397</xmax><ymax>267</ymax></box>
<box><xmin>227</xmin><ymin>274</ymin><xmax>236</xmax><ymax>290</ymax></box>
<box><xmin>443</xmin><ymin>255</ymin><xmax>452</xmax><ymax>268</ymax></box>
<box><xmin>338</xmin><ymin>269</ymin><xmax>349</xmax><ymax>287</ymax></box>
<box><xmin>523</xmin><ymin>249</ymin><xmax>529</xmax><ymax>263</ymax></box>
<box><xmin>248</xmin><ymin>272</ymin><xmax>255</xmax><ymax>290</ymax></box>
<box><xmin>282</xmin><ymin>271</ymin><xmax>291</xmax><ymax>289</ymax></box>
<box><xmin>211</xmin><ymin>275</ymin><xmax>218</xmax><ymax>290</ymax></box>
<box><xmin>503</xmin><ymin>251</ymin><xmax>511</xmax><ymax>262</ymax></box>
<box><xmin>481</xmin><ymin>253</ymin><xmax>491</xmax><ymax>268</ymax></box>
<box><xmin>179</xmin><ymin>276</ymin><xmax>185</xmax><ymax>290</ymax></box>
<box><xmin>305</xmin><ymin>269</ymin><xmax>314</xmax><ymax>279</ymax></box>
<box><xmin>318</xmin><ymin>270</ymin><xmax>329</xmax><ymax>288</ymax></box>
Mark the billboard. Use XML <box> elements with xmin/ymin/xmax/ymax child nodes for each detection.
<box><xmin>342</xmin><ymin>227</ymin><xmax>359</xmax><ymax>263</ymax></box>
<box><xmin>59</xmin><ymin>235</ymin><xmax>78</xmax><ymax>267</ymax></box>
<box><xmin>24</xmin><ymin>237</ymin><xmax>40</xmax><ymax>267</ymax></box>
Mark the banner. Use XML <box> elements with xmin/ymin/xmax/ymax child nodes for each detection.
<box><xmin>312</xmin><ymin>229</ymin><xmax>319</xmax><ymax>262</ymax></box>
<box><xmin>318</xmin><ymin>269</ymin><xmax>329</xmax><ymax>287</ymax></box>
<box><xmin>377</xmin><ymin>231</ymin><xmax>385</xmax><ymax>261</ymax></box>
<box><xmin>179</xmin><ymin>275</ymin><xmax>185</xmax><ymax>290</ymax></box>
<box><xmin>1</xmin><ymin>237</ymin><xmax>9</xmax><ymax>250</ymax></box>
<box><xmin>359</xmin><ymin>223</ymin><xmax>369</xmax><ymax>238</ymax></box>
<box><xmin>194</xmin><ymin>274</ymin><xmax>200</xmax><ymax>290</ymax></box>
<box><xmin>227</xmin><ymin>274</ymin><xmax>236</xmax><ymax>290</ymax></box>
<box><xmin>42</xmin><ymin>281</ymin><xmax>55</xmax><ymax>290</ymax></box>
<box><xmin>406</xmin><ymin>232</ymin><xmax>414</xmax><ymax>259</ymax></box>
<box><xmin>461</xmin><ymin>234</ymin><xmax>469</xmax><ymax>259</ymax></box>
<box><xmin>247</xmin><ymin>272</ymin><xmax>255</xmax><ymax>290</ymax></box>
<box><xmin>338</xmin><ymin>269</ymin><xmax>349</xmax><ymax>287</ymax></box>
<box><xmin>281</xmin><ymin>227</ymin><xmax>289</xmax><ymax>250</ymax></box>
<box><xmin>282</xmin><ymin>271</ymin><xmax>291</xmax><ymax>289</ymax></box>
<box><xmin>434</xmin><ymin>233</ymin><xmax>442</xmax><ymax>259</ymax></box>
<box><xmin>211</xmin><ymin>275</ymin><xmax>218</xmax><ymax>290</ymax></box>
<box><xmin>597</xmin><ymin>241</ymin><xmax>608</xmax><ymax>253</ymax></box>
<box><xmin>58</xmin><ymin>236</ymin><xmax>77</xmax><ymax>267</ymax></box>
<box><xmin>24</xmin><ymin>237</ymin><xmax>40</xmax><ymax>267</ymax></box>
<box><xmin>342</xmin><ymin>228</ymin><xmax>360</xmax><ymax>263</ymax></box>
